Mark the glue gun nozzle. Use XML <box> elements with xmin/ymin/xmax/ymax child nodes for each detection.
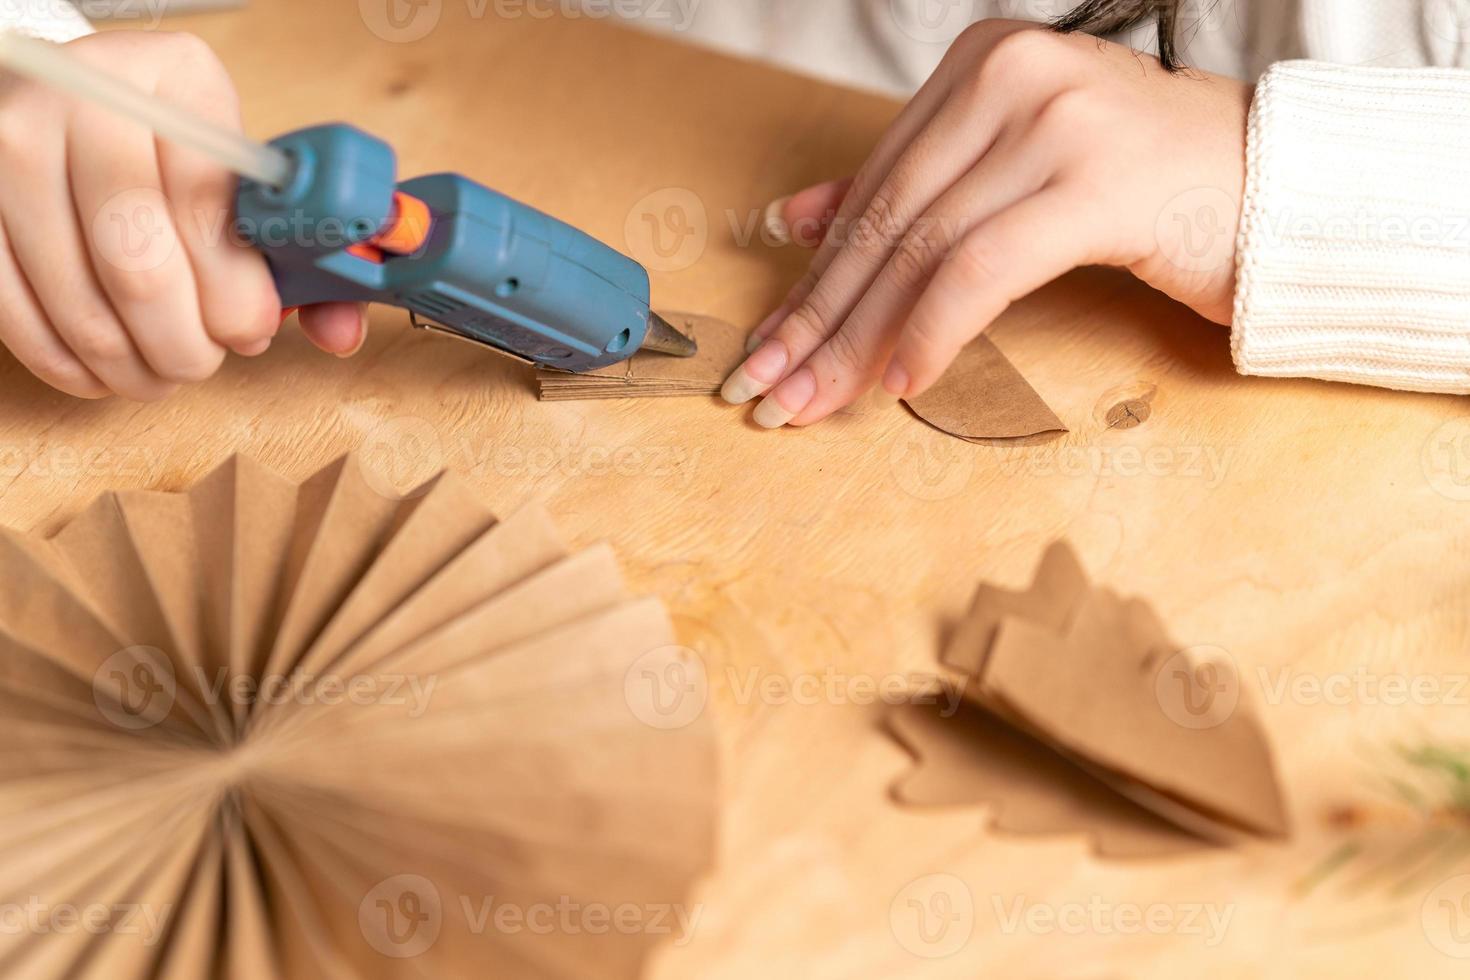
<box><xmin>642</xmin><ymin>312</ymin><xmax>698</xmax><ymax>358</ymax></box>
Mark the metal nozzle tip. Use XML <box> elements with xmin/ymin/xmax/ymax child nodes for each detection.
<box><xmin>642</xmin><ymin>312</ymin><xmax>698</xmax><ymax>358</ymax></box>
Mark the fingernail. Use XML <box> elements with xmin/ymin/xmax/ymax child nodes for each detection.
<box><xmin>882</xmin><ymin>360</ymin><xmax>910</xmax><ymax>397</ymax></box>
<box><xmin>721</xmin><ymin>338</ymin><xmax>788</xmax><ymax>405</ymax></box>
<box><xmin>335</xmin><ymin>308</ymin><xmax>369</xmax><ymax>358</ymax></box>
<box><xmin>234</xmin><ymin>337</ymin><xmax>272</xmax><ymax>357</ymax></box>
<box><xmin>753</xmin><ymin>367</ymin><xmax>814</xmax><ymax>429</ymax></box>
<box><xmin>762</xmin><ymin>195</ymin><xmax>792</xmax><ymax>246</ymax></box>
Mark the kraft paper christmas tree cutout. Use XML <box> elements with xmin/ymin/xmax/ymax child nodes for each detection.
<box><xmin>892</xmin><ymin>542</ymin><xmax>1289</xmax><ymax>855</ymax></box>
<box><xmin>0</xmin><ymin>454</ymin><xmax>717</xmax><ymax>979</ymax></box>
<box><xmin>889</xmin><ymin>701</ymin><xmax>1205</xmax><ymax>859</ymax></box>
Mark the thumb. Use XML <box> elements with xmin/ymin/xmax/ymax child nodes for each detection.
<box><xmin>296</xmin><ymin>302</ymin><xmax>369</xmax><ymax>357</ymax></box>
<box><xmin>764</xmin><ymin>177</ymin><xmax>854</xmax><ymax>247</ymax></box>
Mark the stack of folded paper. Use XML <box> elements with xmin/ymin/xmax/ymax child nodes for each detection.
<box><xmin>0</xmin><ymin>454</ymin><xmax>717</xmax><ymax>979</ymax></box>
<box><xmin>536</xmin><ymin>313</ymin><xmax>745</xmax><ymax>400</ymax></box>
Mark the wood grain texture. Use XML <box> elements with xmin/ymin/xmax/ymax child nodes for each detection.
<box><xmin>3</xmin><ymin>3</ymin><xmax>1468</xmax><ymax>975</ymax></box>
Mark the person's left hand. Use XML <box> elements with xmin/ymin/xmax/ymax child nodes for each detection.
<box><xmin>719</xmin><ymin>20</ymin><xmax>1253</xmax><ymax>427</ymax></box>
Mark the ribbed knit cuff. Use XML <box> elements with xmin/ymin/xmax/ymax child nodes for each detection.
<box><xmin>1233</xmin><ymin>61</ymin><xmax>1470</xmax><ymax>394</ymax></box>
<box><xmin>0</xmin><ymin>1</ymin><xmax>92</xmax><ymax>42</ymax></box>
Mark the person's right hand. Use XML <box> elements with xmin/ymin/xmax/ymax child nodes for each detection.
<box><xmin>0</xmin><ymin>30</ymin><xmax>367</xmax><ymax>401</ymax></box>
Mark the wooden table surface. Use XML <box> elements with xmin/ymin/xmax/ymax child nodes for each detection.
<box><xmin>10</xmin><ymin>2</ymin><xmax>1470</xmax><ymax>976</ymax></box>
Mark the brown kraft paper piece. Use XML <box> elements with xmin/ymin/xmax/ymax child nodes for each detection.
<box><xmin>889</xmin><ymin>699</ymin><xmax>1208</xmax><ymax>859</ymax></box>
<box><xmin>903</xmin><ymin>336</ymin><xmax>1066</xmax><ymax>441</ymax></box>
<box><xmin>0</xmin><ymin>453</ymin><xmax>717</xmax><ymax>980</ymax></box>
<box><xmin>893</xmin><ymin>541</ymin><xmax>1289</xmax><ymax>854</ymax></box>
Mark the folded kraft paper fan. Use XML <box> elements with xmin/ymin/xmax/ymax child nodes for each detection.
<box><xmin>0</xmin><ymin>454</ymin><xmax>718</xmax><ymax>979</ymax></box>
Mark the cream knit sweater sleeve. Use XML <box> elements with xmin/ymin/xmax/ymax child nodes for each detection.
<box><xmin>1233</xmin><ymin>61</ymin><xmax>1470</xmax><ymax>394</ymax></box>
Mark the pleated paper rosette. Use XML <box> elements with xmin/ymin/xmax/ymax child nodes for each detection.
<box><xmin>0</xmin><ymin>454</ymin><xmax>717</xmax><ymax>979</ymax></box>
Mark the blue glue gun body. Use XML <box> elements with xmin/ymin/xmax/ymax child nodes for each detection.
<box><xmin>235</xmin><ymin>124</ymin><xmax>653</xmax><ymax>372</ymax></box>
